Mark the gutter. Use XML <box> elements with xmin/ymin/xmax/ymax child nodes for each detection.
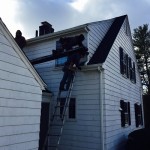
<box><xmin>98</xmin><ymin>65</ymin><xmax>105</xmax><ymax>150</ymax></box>
<box><xmin>27</xmin><ymin>25</ymin><xmax>89</xmax><ymax>45</ymax></box>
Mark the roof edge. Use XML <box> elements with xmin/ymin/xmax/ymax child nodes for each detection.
<box><xmin>88</xmin><ymin>15</ymin><xmax>127</xmax><ymax>65</ymax></box>
<box><xmin>27</xmin><ymin>24</ymin><xmax>89</xmax><ymax>45</ymax></box>
<box><xmin>0</xmin><ymin>18</ymin><xmax>47</xmax><ymax>90</ymax></box>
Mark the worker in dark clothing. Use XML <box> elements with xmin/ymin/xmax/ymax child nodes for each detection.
<box><xmin>59</xmin><ymin>34</ymin><xmax>85</xmax><ymax>51</ymax></box>
<box><xmin>59</xmin><ymin>51</ymin><xmax>85</xmax><ymax>91</ymax></box>
<box><xmin>14</xmin><ymin>30</ymin><xmax>26</xmax><ymax>49</ymax></box>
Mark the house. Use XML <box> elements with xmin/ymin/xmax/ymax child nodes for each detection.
<box><xmin>0</xmin><ymin>18</ymin><xmax>51</xmax><ymax>150</ymax></box>
<box><xmin>23</xmin><ymin>15</ymin><xmax>143</xmax><ymax>150</ymax></box>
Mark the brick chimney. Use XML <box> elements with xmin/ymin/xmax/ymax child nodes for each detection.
<box><xmin>38</xmin><ymin>21</ymin><xmax>54</xmax><ymax>36</ymax></box>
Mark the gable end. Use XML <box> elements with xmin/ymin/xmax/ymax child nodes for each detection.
<box><xmin>88</xmin><ymin>15</ymin><xmax>127</xmax><ymax>64</ymax></box>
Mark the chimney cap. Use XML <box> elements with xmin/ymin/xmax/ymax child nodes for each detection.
<box><xmin>41</xmin><ymin>21</ymin><xmax>52</xmax><ymax>27</ymax></box>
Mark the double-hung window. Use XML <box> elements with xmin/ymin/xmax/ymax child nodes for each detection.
<box><xmin>120</xmin><ymin>100</ymin><xmax>131</xmax><ymax>127</ymax></box>
<box><xmin>134</xmin><ymin>103</ymin><xmax>143</xmax><ymax>127</ymax></box>
<box><xmin>119</xmin><ymin>47</ymin><xmax>136</xmax><ymax>83</ymax></box>
<box><xmin>60</xmin><ymin>98</ymin><xmax>76</xmax><ymax>119</ymax></box>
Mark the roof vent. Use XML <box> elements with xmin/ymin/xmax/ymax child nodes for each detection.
<box><xmin>38</xmin><ymin>21</ymin><xmax>54</xmax><ymax>36</ymax></box>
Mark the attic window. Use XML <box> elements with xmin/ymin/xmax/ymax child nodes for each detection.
<box><xmin>120</xmin><ymin>100</ymin><xmax>131</xmax><ymax>127</ymax></box>
<box><xmin>124</xmin><ymin>21</ymin><xmax>130</xmax><ymax>36</ymax></box>
<box><xmin>119</xmin><ymin>47</ymin><xmax>136</xmax><ymax>83</ymax></box>
<box><xmin>120</xmin><ymin>47</ymin><xmax>128</xmax><ymax>77</ymax></box>
<box><xmin>129</xmin><ymin>57</ymin><xmax>136</xmax><ymax>83</ymax></box>
<box><xmin>134</xmin><ymin>103</ymin><xmax>143</xmax><ymax>127</ymax></box>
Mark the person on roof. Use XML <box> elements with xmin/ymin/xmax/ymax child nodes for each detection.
<box><xmin>14</xmin><ymin>30</ymin><xmax>26</xmax><ymax>49</ymax></box>
<box><xmin>59</xmin><ymin>50</ymin><xmax>85</xmax><ymax>91</ymax></box>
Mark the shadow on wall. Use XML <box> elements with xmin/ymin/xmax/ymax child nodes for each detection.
<box><xmin>113</xmin><ymin>134</ymin><xmax>127</xmax><ymax>150</ymax></box>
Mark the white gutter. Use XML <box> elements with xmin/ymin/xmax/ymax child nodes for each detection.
<box><xmin>98</xmin><ymin>65</ymin><xmax>105</xmax><ymax>150</ymax></box>
<box><xmin>27</xmin><ymin>25</ymin><xmax>89</xmax><ymax>45</ymax></box>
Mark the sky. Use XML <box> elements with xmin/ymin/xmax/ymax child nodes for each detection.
<box><xmin>0</xmin><ymin>0</ymin><xmax>149</xmax><ymax>39</ymax></box>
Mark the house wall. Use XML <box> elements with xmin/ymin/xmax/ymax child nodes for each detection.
<box><xmin>24</xmin><ymin>31</ymin><xmax>104</xmax><ymax>149</ymax></box>
<box><xmin>102</xmin><ymin>18</ymin><xmax>142</xmax><ymax>150</ymax></box>
<box><xmin>24</xmin><ymin>16</ymin><xmax>142</xmax><ymax>150</ymax></box>
<box><xmin>0</xmin><ymin>27</ymin><xmax>42</xmax><ymax>150</ymax></box>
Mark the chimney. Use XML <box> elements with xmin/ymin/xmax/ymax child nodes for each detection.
<box><xmin>35</xmin><ymin>30</ymin><xmax>38</xmax><ymax>37</ymax></box>
<box><xmin>39</xmin><ymin>21</ymin><xmax>54</xmax><ymax>36</ymax></box>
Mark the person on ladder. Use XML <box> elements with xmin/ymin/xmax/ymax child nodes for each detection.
<box><xmin>59</xmin><ymin>50</ymin><xmax>85</xmax><ymax>91</ymax></box>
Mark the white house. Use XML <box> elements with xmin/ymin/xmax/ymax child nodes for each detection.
<box><xmin>23</xmin><ymin>15</ymin><xmax>143</xmax><ymax>150</ymax></box>
<box><xmin>0</xmin><ymin>18</ymin><xmax>50</xmax><ymax>150</ymax></box>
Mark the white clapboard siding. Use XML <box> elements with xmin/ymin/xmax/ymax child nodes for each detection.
<box><xmin>0</xmin><ymin>23</ymin><xmax>43</xmax><ymax>150</ymax></box>
<box><xmin>102</xmin><ymin>18</ymin><xmax>142</xmax><ymax>150</ymax></box>
<box><xmin>24</xmin><ymin>16</ymin><xmax>143</xmax><ymax>150</ymax></box>
<box><xmin>1</xmin><ymin>141</ymin><xmax>39</xmax><ymax>150</ymax></box>
<box><xmin>36</xmin><ymin>65</ymin><xmax>102</xmax><ymax>149</ymax></box>
<box><xmin>25</xmin><ymin>32</ymin><xmax>103</xmax><ymax>149</ymax></box>
<box><xmin>88</xmin><ymin>19</ymin><xmax>114</xmax><ymax>60</ymax></box>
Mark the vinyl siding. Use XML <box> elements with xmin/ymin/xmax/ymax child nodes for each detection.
<box><xmin>24</xmin><ymin>16</ymin><xmax>143</xmax><ymax>150</ymax></box>
<box><xmin>102</xmin><ymin>18</ymin><xmax>142</xmax><ymax>150</ymax></box>
<box><xmin>87</xmin><ymin>19</ymin><xmax>114</xmax><ymax>61</ymax></box>
<box><xmin>24</xmin><ymin>31</ymin><xmax>88</xmax><ymax>68</ymax></box>
<box><xmin>24</xmin><ymin>31</ymin><xmax>102</xmax><ymax>149</ymax></box>
<box><xmin>38</xmin><ymin>67</ymin><xmax>102</xmax><ymax>150</ymax></box>
<box><xmin>0</xmin><ymin>28</ymin><xmax>42</xmax><ymax>150</ymax></box>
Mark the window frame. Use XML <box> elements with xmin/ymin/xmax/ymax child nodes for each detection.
<box><xmin>134</xmin><ymin>103</ymin><xmax>143</xmax><ymax>127</ymax></box>
<box><xmin>120</xmin><ymin>100</ymin><xmax>131</xmax><ymax>127</ymax></box>
<box><xmin>119</xmin><ymin>47</ymin><xmax>136</xmax><ymax>83</ymax></box>
<box><xmin>59</xmin><ymin>98</ymin><xmax>76</xmax><ymax>120</ymax></box>
<box><xmin>55</xmin><ymin>40</ymin><xmax>67</xmax><ymax>67</ymax></box>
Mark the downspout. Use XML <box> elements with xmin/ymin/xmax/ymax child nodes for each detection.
<box><xmin>98</xmin><ymin>66</ymin><xmax>105</xmax><ymax>150</ymax></box>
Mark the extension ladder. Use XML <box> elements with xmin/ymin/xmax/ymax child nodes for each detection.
<box><xmin>42</xmin><ymin>72</ymin><xmax>76</xmax><ymax>150</ymax></box>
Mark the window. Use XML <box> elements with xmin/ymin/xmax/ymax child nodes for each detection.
<box><xmin>60</xmin><ymin>98</ymin><xmax>76</xmax><ymax>119</ymax></box>
<box><xmin>129</xmin><ymin>58</ymin><xmax>136</xmax><ymax>83</ymax></box>
<box><xmin>134</xmin><ymin>103</ymin><xmax>143</xmax><ymax>127</ymax></box>
<box><xmin>120</xmin><ymin>47</ymin><xmax>128</xmax><ymax>77</ymax></box>
<box><xmin>120</xmin><ymin>100</ymin><xmax>131</xmax><ymax>127</ymax></box>
<box><xmin>56</xmin><ymin>57</ymin><xmax>67</xmax><ymax>67</ymax></box>
<box><xmin>55</xmin><ymin>41</ymin><xmax>67</xmax><ymax>66</ymax></box>
<box><xmin>119</xmin><ymin>47</ymin><xmax>136</xmax><ymax>83</ymax></box>
<box><xmin>123</xmin><ymin>20</ymin><xmax>130</xmax><ymax>36</ymax></box>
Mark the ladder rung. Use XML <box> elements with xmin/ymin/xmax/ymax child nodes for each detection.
<box><xmin>51</xmin><ymin>115</ymin><xmax>67</xmax><ymax>118</ymax></box>
<box><xmin>55</xmin><ymin>105</ymin><xmax>69</xmax><ymax>108</ymax></box>
<box><xmin>41</xmin><ymin>73</ymin><xmax>76</xmax><ymax>150</ymax></box>
<box><xmin>48</xmin><ymin>145</ymin><xmax>57</xmax><ymax>148</ymax></box>
<box><xmin>49</xmin><ymin>134</ymin><xmax>61</xmax><ymax>136</ymax></box>
<box><xmin>50</xmin><ymin>124</ymin><xmax>63</xmax><ymax>126</ymax></box>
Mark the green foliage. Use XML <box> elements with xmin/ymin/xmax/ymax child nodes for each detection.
<box><xmin>133</xmin><ymin>24</ymin><xmax>150</xmax><ymax>94</ymax></box>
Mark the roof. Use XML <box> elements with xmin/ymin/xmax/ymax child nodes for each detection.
<box><xmin>26</xmin><ymin>15</ymin><xmax>127</xmax><ymax>66</ymax></box>
<box><xmin>88</xmin><ymin>15</ymin><xmax>127</xmax><ymax>64</ymax></box>
<box><xmin>0</xmin><ymin>18</ymin><xmax>47</xmax><ymax>90</ymax></box>
<box><xmin>27</xmin><ymin>23</ymin><xmax>89</xmax><ymax>44</ymax></box>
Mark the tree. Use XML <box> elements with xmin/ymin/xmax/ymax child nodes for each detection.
<box><xmin>132</xmin><ymin>24</ymin><xmax>150</xmax><ymax>94</ymax></box>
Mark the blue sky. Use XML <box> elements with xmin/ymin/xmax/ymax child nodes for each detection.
<box><xmin>0</xmin><ymin>0</ymin><xmax>149</xmax><ymax>39</ymax></box>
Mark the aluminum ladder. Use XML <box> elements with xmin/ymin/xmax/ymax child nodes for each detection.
<box><xmin>42</xmin><ymin>72</ymin><xmax>76</xmax><ymax>150</ymax></box>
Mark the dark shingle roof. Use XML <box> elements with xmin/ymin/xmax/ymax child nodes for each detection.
<box><xmin>88</xmin><ymin>15</ymin><xmax>127</xmax><ymax>65</ymax></box>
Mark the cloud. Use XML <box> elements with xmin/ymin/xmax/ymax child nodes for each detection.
<box><xmin>1</xmin><ymin>0</ymin><xmax>149</xmax><ymax>39</ymax></box>
<box><xmin>13</xmin><ymin>0</ymin><xmax>80</xmax><ymax>38</ymax></box>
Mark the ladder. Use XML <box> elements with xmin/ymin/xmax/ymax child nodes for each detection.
<box><xmin>42</xmin><ymin>72</ymin><xmax>76</xmax><ymax>150</ymax></box>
